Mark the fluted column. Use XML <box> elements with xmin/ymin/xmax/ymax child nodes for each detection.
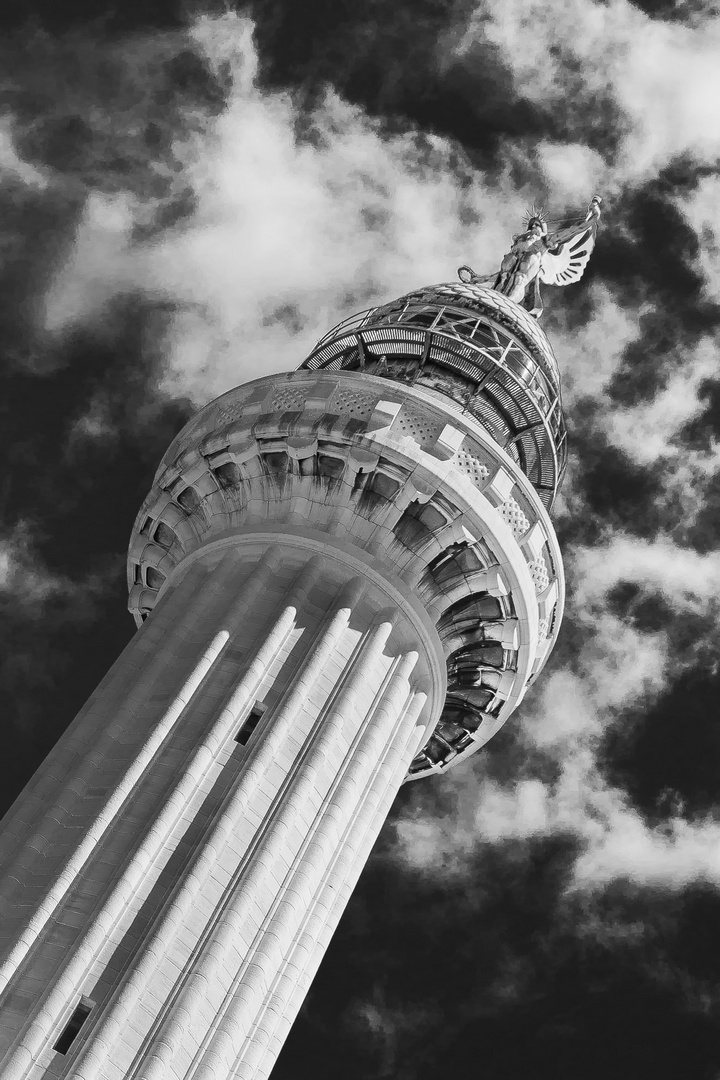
<box><xmin>0</xmin><ymin>533</ymin><xmax>443</xmax><ymax>1080</ymax></box>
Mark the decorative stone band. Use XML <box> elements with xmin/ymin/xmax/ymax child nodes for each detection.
<box><xmin>129</xmin><ymin>370</ymin><xmax>564</xmax><ymax>779</ymax></box>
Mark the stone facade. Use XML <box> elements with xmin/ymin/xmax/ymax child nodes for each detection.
<box><xmin>129</xmin><ymin>367</ymin><xmax>563</xmax><ymax>776</ymax></box>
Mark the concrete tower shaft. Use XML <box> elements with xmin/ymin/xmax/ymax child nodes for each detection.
<box><xmin>0</xmin><ymin>280</ymin><xmax>565</xmax><ymax>1080</ymax></box>
<box><xmin>0</xmin><ymin>541</ymin><xmax>441</xmax><ymax>1080</ymax></box>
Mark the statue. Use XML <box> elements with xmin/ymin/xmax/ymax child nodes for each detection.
<box><xmin>459</xmin><ymin>196</ymin><xmax>602</xmax><ymax>318</ymax></box>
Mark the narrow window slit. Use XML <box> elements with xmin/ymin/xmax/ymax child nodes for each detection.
<box><xmin>53</xmin><ymin>996</ymin><xmax>94</xmax><ymax>1055</ymax></box>
<box><xmin>235</xmin><ymin>701</ymin><xmax>266</xmax><ymax>746</ymax></box>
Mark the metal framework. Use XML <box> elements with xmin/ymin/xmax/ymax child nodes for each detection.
<box><xmin>302</xmin><ymin>282</ymin><xmax>568</xmax><ymax>507</ymax></box>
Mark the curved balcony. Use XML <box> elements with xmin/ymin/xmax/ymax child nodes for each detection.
<box><xmin>301</xmin><ymin>282</ymin><xmax>567</xmax><ymax>508</ymax></box>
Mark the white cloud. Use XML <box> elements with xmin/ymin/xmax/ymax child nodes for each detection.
<box><xmin>603</xmin><ymin>338</ymin><xmax>718</xmax><ymax>466</ymax></box>
<box><xmin>394</xmin><ymin>522</ymin><xmax>720</xmax><ymax>894</ymax></box>
<box><xmin>43</xmin><ymin>191</ymin><xmax>137</xmax><ymax>333</ymax></box>
<box><xmin>0</xmin><ymin>116</ymin><xmax>47</xmax><ymax>189</ymax></box>
<box><xmin>572</xmin><ymin>534</ymin><xmax>720</xmax><ymax>612</ymax></box>
<box><xmin>574</xmin><ymin>810</ymin><xmax>720</xmax><ymax>889</ymax></box>
<box><xmin>41</xmin><ymin>13</ymin><xmax>524</xmax><ymax>403</ymax></box>
<box><xmin>550</xmin><ymin>284</ymin><xmax>640</xmax><ymax>406</ymax></box>
<box><xmin>0</xmin><ymin>525</ymin><xmax>70</xmax><ymax>605</ymax></box>
<box><xmin>535</xmin><ymin>141</ymin><xmax>607</xmax><ymax>204</ymax></box>
<box><xmin>454</xmin><ymin>0</ymin><xmax>720</xmax><ymax>183</ymax></box>
<box><xmin>0</xmin><ymin>523</ymin><xmax>109</xmax><ymax>612</ymax></box>
<box><xmin>677</xmin><ymin>175</ymin><xmax>720</xmax><ymax>299</ymax></box>
<box><xmin>396</xmin><ymin>671</ymin><xmax>720</xmax><ymax>894</ymax></box>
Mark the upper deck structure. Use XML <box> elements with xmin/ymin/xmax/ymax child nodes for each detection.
<box><xmin>303</xmin><ymin>280</ymin><xmax>568</xmax><ymax>508</ymax></box>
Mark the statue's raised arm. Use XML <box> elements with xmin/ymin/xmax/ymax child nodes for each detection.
<box><xmin>458</xmin><ymin>196</ymin><xmax>602</xmax><ymax>319</ymax></box>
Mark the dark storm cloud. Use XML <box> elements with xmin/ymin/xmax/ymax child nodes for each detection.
<box><xmin>0</xmin><ymin>25</ymin><xmax>227</xmax><ymax>202</ymax></box>
<box><xmin>0</xmin><ymin>23</ymin><xmax>219</xmax><ymax>807</ymax></box>
<box><xmin>561</xmin><ymin>426</ymin><xmax>666</xmax><ymax>545</ymax></box>
<box><xmin>0</xmin><ymin>0</ymin><xmax>185</xmax><ymax>34</ymax></box>
<box><xmin>247</xmin><ymin>0</ymin><xmax>551</xmax><ymax>164</ymax></box>
<box><xmin>605</xmin><ymin>665</ymin><xmax>720</xmax><ymax>820</ymax></box>
<box><xmin>682</xmin><ymin>362</ymin><xmax>720</xmax><ymax>435</ymax></box>
<box><xmin>275</xmin><ymin>837</ymin><xmax>720</xmax><ymax>1080</ymax></box>
<box><xmin>0</xmin><ymin>21</ymin><xmax>232</xmax><ymax>387</ymax></box>
<box><xmin>632</xmin><ymin>0</ymin><xmax>716</xmax><ymax>24</ymax></box>
<box><xmin>598</xmin><ymin>180</ymin><xmax>720</xmax><ymax>354</ymax></box>
<box><xmin>0</xmin><ymin>522</ymin><xmax>111</xmax><ymax>794</ymax></box>
<box><xmin>0</xmin><ymin>302</ymin><xmax>193</xmax><ymax>806</ymax></box>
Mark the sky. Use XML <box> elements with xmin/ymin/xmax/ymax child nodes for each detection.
<box><xmin>1</xmin><ymin>0</ymin><xmax>720</xmax><ymax>1077</ymax></box>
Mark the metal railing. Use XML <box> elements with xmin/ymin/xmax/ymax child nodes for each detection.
<box><xmin>301</xmin><ymin>283</ymin><xmax>567</xmax><ymax>506</ymax></box>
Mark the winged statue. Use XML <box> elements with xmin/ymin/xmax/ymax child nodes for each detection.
<box><xmin>458</xmin><ymin>195</ymin><xmax>602</xmax><ymax>318</ymax></box>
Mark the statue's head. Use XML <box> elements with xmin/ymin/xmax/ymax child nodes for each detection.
<box><xmin>527</xmin><ymin>215</ymin><xmax>548</xmax><ymax>237</ymax></box>
<box><xmin>523</xmin><ymin>203</ymin><xmax>548</xmax><ymax>237</ymax></box>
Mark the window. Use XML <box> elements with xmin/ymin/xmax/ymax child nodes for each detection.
<box><xmin>53</xmin><ymin>997</ymin><xmax>94</xmax><ymax>1055</ymax></box>
<box><xmin>437</xmin><ymin>592</ymin><xmax>507</xmax><ymax>636</ymax></box>
<box><xmin>145</xmin><ymin>567</ymin><xmax>166</xmax><ymax>591</ymax></box>
<box><xmin>153</xmin><ymin>522</ymin><xmax>176</xmax><ymax>549</ymax></box>
<box><xmin>213</xmin><ymin>462</ymin><xmax>242</xmax><ymax>487</ymax></box>
<box><xmin>317</xmin><ymin>455</ymin><xmax>344</xmax><ymax>479</ymax></box>
<box><xmin>235</xmin><ymin>702</ymin><xmax>266</xmax><ymax>746</ymax></box>
<box><xmin>366</xmin><ymin>471</ymin><xmax>400</xmax><ymax>500</ymax></box>
<box><xmin>262</xmin><ymin>451</ymin><xmax>288</xmax><ymax>475</ymax></box>
<box><xmin>177</xmin><ymin>487</ymin><xmax>200</xmax><ymax>512</ymax></box>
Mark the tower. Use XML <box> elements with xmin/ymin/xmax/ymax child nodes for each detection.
<box><xmin>0</xmin><ymin>273</ymin><xmax>566</xmax><ymax>1079</ymax></box>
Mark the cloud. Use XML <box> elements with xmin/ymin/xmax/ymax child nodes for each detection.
<box><xmin>0</xmin><ymin>521</ymin><xmax>108</xmax><ymax>613</ymax></box>
<box><xmin>35</xmin><ymin>13</ymin><xmax>565</xmax><ymax>402</ymax></box>
<box><xmin>393</xmin><ymin>516</ymin><xmax>720</xmax><ymax>896</ymax></box>
<box><xmin>0</xmin><ymin>117</ymin><xmax>48</xmax><ymax>189</ymax></box>
<box><xmin>535</xmin><ymin>140</ymin><xmax>607</xmax><ymax>203</ymax></box>
<box><xmin>453</xmin><ymin>0</ymin><xmax>720</xmax><ymax>183</ymax></box>
<box><xmin>550</xmin><ymin>283</ymin><xmax>641</xmax><ymax>406</ymax></box>
<box><xmin>1</xmin><ymin>523</ymin><xmax>68</xmax><ymax>604</ymax></box>
<box><xmin>42</xmin><ymin>191</ymin><xmax>137</xmax><ymax>333</ymax></box>
<box><xmin>677</xmin><ymin>174</ymin><xmax>720</xmax><ymax>300</ymax></box>
<box><xmin>395</xmin><ymin>670</ymin><xmax>720</xmax><ymax>895</ymax></box>
<box><xmin>571</xmin><ymin>534</ymin><xmax>720</xmax><ymax>613</ymax></box>
<box><xmin>574</xmin><ymin>809</ymin><xmax>720</xmax><ymax>889</ymax></box>
<box><xmin>593</xmin><ymin>334</ymin><xmax>718</xmax><ymax>467</ymax></box>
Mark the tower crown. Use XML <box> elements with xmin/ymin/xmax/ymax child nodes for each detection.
<box><xmin>128</xmin><ymin>282</ymin><xmax>565</xmax><ymax>780</ymax></box>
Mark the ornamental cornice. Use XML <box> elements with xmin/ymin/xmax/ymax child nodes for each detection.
<box><xmin>129</xmin><ymin>370</ymin><xmax>564</xmax><ymax>778</ymax></box>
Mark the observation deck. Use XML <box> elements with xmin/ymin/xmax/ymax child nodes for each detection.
<box><xmin>302</xmin><ymin>282</ymin><xmax>567</xmax><ymax>509</ymax></box>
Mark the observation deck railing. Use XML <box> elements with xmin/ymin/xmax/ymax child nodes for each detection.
<box><xmin>302</xmin><ymin>282</ymin><xmax>567</xmax><ymax>508</ymax></box>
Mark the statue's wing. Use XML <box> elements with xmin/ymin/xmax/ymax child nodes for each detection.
<box><xmin>539</xmin><ymin>225</ymin><xmax>596</xmax><ymax>286</ymax></box>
